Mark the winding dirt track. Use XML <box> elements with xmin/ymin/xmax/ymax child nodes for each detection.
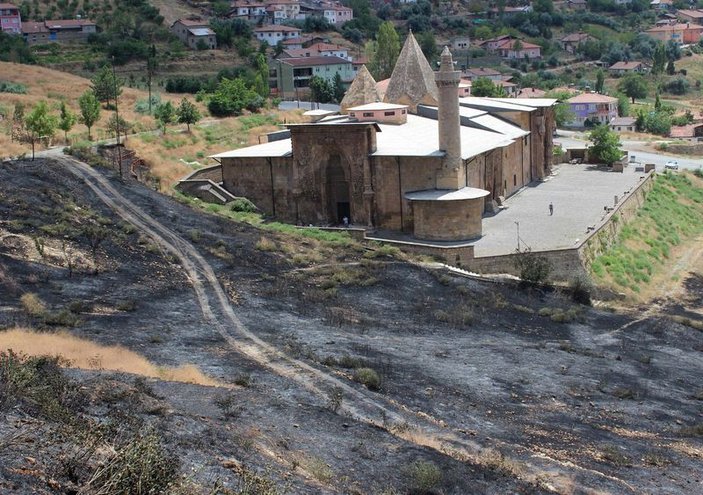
<box><xmin>52</xmin><ymin>150</ymin><xmax>640</xmax><ymax>494</ymax></box>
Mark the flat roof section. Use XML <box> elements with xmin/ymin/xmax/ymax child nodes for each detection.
<box><xmin>210</xmin><ymin>139</ymin><xmax>292</xmax><ymax>159</ymax></box>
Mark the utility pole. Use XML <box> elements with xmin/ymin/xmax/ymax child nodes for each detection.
<box><xmin>515</xmin><ymin>221</ymin><xmax>520</xmax><ymax>252</ymax></box>
<box><xmin>147</xmin><ymin>44</ymin><xmax>157</xmax><ymax>115</ymax></box>
<box><xmin>111</xmin><ymin>56</ymin><xmax>123</xmax><ymax>179</ymax></box>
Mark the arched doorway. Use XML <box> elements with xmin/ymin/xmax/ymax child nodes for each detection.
<box><xmin>326</xmin><ymin>154</ymin><xmax>350</xmax><ymax>224</ymax></box>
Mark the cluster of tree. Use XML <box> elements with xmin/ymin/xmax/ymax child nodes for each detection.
<box><xmin>11</xmin><ymin>100</ymin><xmax>75</xmax><ymax>160</ymax></box>
<box><xmin>153</xmin><ymin>98</ymin><xmax>202</xmax><ymax>133</ymax></box>
<box><xmin>308</xmin><ymin>74</ymin><xmax>345</xmax><ymax>104</ymax></box>
<box><xmin>471</xmin><ymin>78</ymin><xmax>507</xmax><ymax>98</ymax></box>
<box><xmin>0</xmin><ymin>31</ymin><xmax>34</xmax><ymax>64</ymax></box>
<box><xmin>86</xmin><ymin>0</ymin><xmax>171</xmax><ymax>65</ymax></box>
<box><xmin>210</xmin><ymin>18</ymin><xmax>252</xmax><ymax>49</ymax></box>
<box><xmin>207</xmin><ymin>78</ymin><xmax>264</xmax><ymax>117</ymax></box>
<box><xmin>588</xmin><ymin>125</ymin><xmax>623</xmax><ymax>165</ymax></box>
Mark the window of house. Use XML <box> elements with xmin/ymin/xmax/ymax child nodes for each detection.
<box><xmin>401</xmin><ymin>109</ymin><xmax>406</xmax><ymax>114</ymax></box>
<box><xmin>513</xmin><ymin>175</ymin><xmax>517</xmax><ymax>186</ymax></box>
<box><xmin>362</xmin><ymin>112</ymin><xmax>374</xmax><ymax>117</ymax></box>
<box><xmin>384</xmin><ymin>111</ymin><xmax>395</xmax><ymax>116</ymax></box>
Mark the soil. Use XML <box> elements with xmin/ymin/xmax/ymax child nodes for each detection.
<box><xmin>1</xmin><ymin>153</ymin><xmax>702</xmax><ymax>494</ymax></box>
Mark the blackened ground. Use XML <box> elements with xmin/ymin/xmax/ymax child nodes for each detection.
<box><xmin>1</xmin><ymin>157</ymin><xmax>702</xmax><ymax>494</ymax></box>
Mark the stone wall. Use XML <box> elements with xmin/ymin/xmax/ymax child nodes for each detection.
<box><xmin>466</xmin><ymin>171</ymin><xmax>655</xmax><ymax>281</ymax></box>
<box><xmin>181</xmin><ymin>164</ymin><xmax>223</xmax><ymax>183</ymax></box>
<box><xmin>665</xmin><ymin>143</ymin><xmax>703</xmax><ymax>155</ymax></box>
<box><xmin>578</xmin><ymin>171</ymin><xmax>654</xmax><ymax>268</ymax></box>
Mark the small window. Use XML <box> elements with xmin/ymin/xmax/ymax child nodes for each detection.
<box><xmin>402</xmin><ymin>109</ymin><xmax>406</xmax><ymax>114</ymax></box>
<box><xmin>384</xmin><ymin>111</ymin><xmax>395</xmax><ymax>116</ymax></box>
<box><xmin>362</xmin><ymin>112</ymin><xmax>374</xmax><ymax>117</ymax></box>
<box><xmin>513</xmin><ymin>175</ymin><xmax>517</xmax><ymax>186</ymax></box>
<box><xmin>349</xmin><ymin>112</ymin><xmax>355</xmax><ymax>117</ymax></box>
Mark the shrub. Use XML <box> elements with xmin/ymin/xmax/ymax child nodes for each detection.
<box><xmin>513</xmin><ymin>248</ymin><xmax>551</xmax><ymax>283</ymax></box>
<box><xmin>353</xmin><ymin>367</ymin><xmax>381</xmax><ymax>391</ymax></box>
<box><xmin>0</xmin><ymin>80</ymin><xmax>27</xmax><ymax>94</ymax></box>
<box><xmin>569</xmin><ymin>276</ymin><xmax>593</xmax><ymax>305</ymax></box>
<box><xmin>230</xmin><ymin>197</ymin><xmax>258</xmax><ymax>213</ymax></box>
<box><xmin>406</xmin><ymin>460</ymin><xmax>442</xmax><ymax>493</ymax></box>
<box><xmin>20</xmin><ymin>293</ymin><xmax>46</xmax><ymax>317</ymax></box>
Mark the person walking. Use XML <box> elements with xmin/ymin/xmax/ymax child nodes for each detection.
<box><xmin>549</xmin><ymin>202</ymin><xmax>554</xmax><ymax>216</ymax></box>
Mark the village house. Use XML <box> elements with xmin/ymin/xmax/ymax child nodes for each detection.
<box><xmin>516</xmin><ymin>87</ymin><xmax>546</xmax><ymax>98</ymax></box>
<box><xmin>479</xmin><ymin>34</ymin><xmax>513</xmax><ymax>52</ymax></box>
<box><xmin>650</xmin><ymin>0</ymin><xmax>673</xmax><ymax>10</ymax></box>
<box><xmin>608</xmin><ymin>61</ymin><xmax>650</xmax><ymax>76</ymax></box>
<box><xmin>229</xmin><ymin>0</ymin><xmax>267</xmax><ymax>20</ymax></box>
<box><xmin>209</xmin><ymin>35</ymin><xmax>556</xmax><ymax>243</ymax></box>
<box><xmin>274</xmin><ymin>55</ymin><xmax>354</xmax><ymax>98</ymax></box>
<box><xmin>171</xmin><ymin>18</ymin><xmax>216</xmax><ymax>50</ymax></box>
<box><xmin>451</xmin><ymin>36</ymin><xmax>470</xmax><ymax>51</ymax></box>
<box><xmin>496</xmin><ymin>79</ymin><xmax>517</xmax><ymax>96</ymax></box>
<box><xmin>254</xmin><ymin>24</ymin><xmax>301</xmax><ymax>42</ymax></box>
<box><xmin>567</xmin><ymin>0</ymin><xmax>588</xmax><ymax>10</ymax></box>
<box><xmin>610</xmin><ymin>117</ymin><xmax>636</xmax><ymax>132</ymax></box>
<box><xmin>677</xmin><ymin>9</ymin><xmax>703</xmax><ymax>24</ymax></box>
<box><xmin>322</xmin><ymin>3</ymin><xmax>353</xmax><ymax>25</ymax></box>
<box><xmin>495</xmin><ymin>38</ymin><xmax>541</xmax><ymax>60</ymax></box>
<box><xmin>22</xmin><ymin>18</ymin><xmax>97</xmax><ymax>45</ymax></box>
<box><xmin>645</xmin><ymin>23</ymin><xmax>703</xmax><ymax>45</ymax></box>
<box><xmin>669</xmin><ymin>123</ymin><xmax>703</xmax><ymax>141</ymax></box>
<box><xmin>559</xmin><ymin>32</ymin><xmax>593</xmax><ymax>54</ymax></box>
<box><xmin>280</xmin><ymin>42</ymin><xmax>351</xmax><ymax>61</ymax></box>
<box><xmin>565</xmin><ymin>93</ymin><xmax>619</xmax><ymax>127</ymax></box>
<box><xmin>0</xmin><ymin>2</ymin><xmax>21</xmax><ymax>34</ymax></box>
<box><xmin>463</xmin><ymin>67</ymin><xmax>503</xmax><ymax>81</ymax></box>
<box><xmin>265</xmin><ymin>0</ymin><xmax>301</xmax><ymax>23</ymax></box>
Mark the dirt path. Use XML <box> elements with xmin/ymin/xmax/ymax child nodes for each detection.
<box><xmin>48</xmin><ymin>149</ymin><xmax>645</xmax><ymax>494</ymax></box>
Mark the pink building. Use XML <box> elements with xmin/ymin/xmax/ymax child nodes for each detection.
<box><xmin>348</xmin><ymin>102</ymin><xmax>408</xmax><ymax>125</ymax></box>
<box><xmin>0</xmin><ymin>2</ymin><xmax>21</xmax><ymax>34</ymax></box>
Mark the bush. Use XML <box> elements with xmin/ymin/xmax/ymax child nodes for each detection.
<box><xmin>406</xmin><ymin>460</ymin><xmax>442</xmax><ymax>493</ymax></box>
<box><xmin>353</xmin><ymin>367</ymin><xmax>381</xmax><ymax>391</ymax></box>
<box><xmin>570</xmin><ymin>276</ymin><xmax>593</xmax><ymax>305</ymax></box>
<box><xmin>230</xmin><ymin>197</ymin><xmax>258</xmax><ymax>213</ymax></box>
<box><xmin>0</xmin><ymin>80</ymin><xmax>27</xmax><ymax>94</ymax></box>
<box><xmin>513</xmin><ymin>248</ymin><xmax>552</xmax><ymax>284</ymax></box>
<box><xmin>20</xmin><ymin>293</ymin><xmax>46</xmax><ymax>318</ymax></box>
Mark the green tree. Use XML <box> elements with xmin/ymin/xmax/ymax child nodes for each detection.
<box><xmin>208</xmin><ymin>78</ymin><xmax>262</xmax><ymax>117</ymax></box>
<box><xmin>617</xmin><ymin>73</ymin><xmax>648</xmax><ymax>103</ymax></box>
<box><xmin>176</xmin><ymin>98</ymin><xmax>201</xmax><ymax>132</ymax></box>
<box><xmin>595</xmin><ymin>69</ymin><xmax>605</xmax><ymax>93</ymax></box>
<box><xmin>106</xmin><ymin>114</ymin><xmax>132</xmax><ymax>136</ymax></box>
<box><xmin>417</xmin><ymin>31</ymin><xmax>438</xmax><ymax>66</ymax></box>
<box><xmin>652</xmin><ymin>42</ymin><xmax>666</xmax><ymax>75</ymax></box>
<box><xmin>146</xmin><ymin>44</ymin><xmax>157</xmax><ymax>115</ymax></box>
<box><xmin>471</xmin><ymin>77</ymin><xmax>499</xmax><ymax>97</ymax></box>
<box><xmin>57</xmin><ymin>101</ymin><xmax>77</xmax><ymax>144</ymax></box>
<box><xmin>372</xmin><ymin>21</ymin><xmax>400</xmax><ymax>80</ymax></box>
<box><xmin>666</xmin><ymin>59</ymin><xmax>675</xmax><ymax>75</ymax></box>
<box><xmin>332</xmin><ymin>72</ymin><xmax>345</xmax><ymax>103</ymax></box>
<box><xmin>254</xmin><ymin>53</ymin><xmax>269</xmax><ymax>98</ymax></box>
<box><xmin>654</xmin><ymin>92</ymin><xmax>662</xmax><ymax>112</ymax></box>
<box><xmin>154</xmin><ymin>101</ymin><xmax>175</xmax><ymax>133</ymax></box>
<box><xmin>588</xmin><ymin>124</ymin><xmax>623</xmax><ymax>165</ymax></box>
<box><xmin>309</xmin><ymin>75</ymin><xmax>335</xmax><ymax>103</ymax></box>
<box><xmin>78</xmin><ymin>90</ymin><xmax>101</xmax><ymax>141</ymax></box>
<box><xmin>553</xmin><ymin>102</ymin><xmax>576</xmax><ymax>127</ymax></box>
<box><xmin>91</xmin><ymin>65</ymin><xmax>122</xmax><ymax>108</ymax></box>
<box><xmin>24</xmin><ymin>101</ymin><xmax>58</xmax><ymax>161</ymax></box>
<box><xmin>616</xmin><ymin>93</ymin><xmax>630</xmax><ymax>117</ymax></box>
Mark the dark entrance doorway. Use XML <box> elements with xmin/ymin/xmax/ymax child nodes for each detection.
<box><xmin>326</xmin><ymin>154</ymin><xmax>350</xmax><ymax>224</ymax></box>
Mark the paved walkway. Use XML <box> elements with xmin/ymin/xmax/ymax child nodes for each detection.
<box><xmin>473</xmin><ymin>164</ymin><xmax>648</xmax><ymax>257</ymax></box>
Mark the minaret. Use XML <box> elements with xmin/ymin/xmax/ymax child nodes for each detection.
<box><xmin>435</xmin><ymin>46</ymin><xmax>462</xmax><ymax>190</ymax></box>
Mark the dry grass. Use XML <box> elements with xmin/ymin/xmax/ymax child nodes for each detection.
<box><xmin>0</xmin><ymin>327</ymin><xmax>220</xmax><ymax>386</ymax></box>
<box><xmin>0</xmin><ymin>61</ymin><xmax>195</xmax><ymax>156</ymax></box>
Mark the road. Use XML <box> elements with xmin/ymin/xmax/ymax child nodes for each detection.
<box><xmin>555</xmin><ymin>130</ymin><xmax>702</xmax><ymax>171</ymax></box>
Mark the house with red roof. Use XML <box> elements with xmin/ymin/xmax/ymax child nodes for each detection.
<box><xmin>22</xmin><ymin>18</ymin><xmax>96</xmax><ymax>45</ymax></box>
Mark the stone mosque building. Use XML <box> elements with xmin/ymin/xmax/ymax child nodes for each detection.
<box><xmin>210</xmin><ymin>33</ymin><xmax>556</xmax><ymax>242</ymax></box>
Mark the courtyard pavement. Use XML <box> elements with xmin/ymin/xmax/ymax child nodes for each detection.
<box><xmin>472</xmin><ymin>164</ymin><xmax>649</xmax><ymax>257</ymax></box>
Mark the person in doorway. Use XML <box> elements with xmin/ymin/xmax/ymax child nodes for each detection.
<box><xmin>342</xmin><ymin>216</ymin><xmax>349</xmax><ymax>227</ymax></box>
<box><xmin>549</xmin><ymin>202</ymin><xmax>554</xmax><ymax>216</ymax></box>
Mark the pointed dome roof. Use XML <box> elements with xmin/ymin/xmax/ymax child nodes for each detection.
<box><xmin>340</xmin><ymin>65</ymin><xmax>380</xmax><ymax>112</ymax></box>
<box><xmin>383</xmin><ymin>31</ymin><xmax>438</xmax><ymax>111</ymax></box>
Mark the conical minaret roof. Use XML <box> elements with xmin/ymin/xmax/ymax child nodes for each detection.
<box><xmin>340</xmin><ymin>65</ymin><xmax>380</xmax><ymax>112</ymax></box>
<box><xmin>383</xmin><ymin>31</ymin><xmax>438</xmax><ymax>111</ymax></box>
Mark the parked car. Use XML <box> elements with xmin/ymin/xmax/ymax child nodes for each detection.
<box><xmin>665</xmin><ymin>160</ymin><xmax>679</xmax><ymax>170</ymax></box>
